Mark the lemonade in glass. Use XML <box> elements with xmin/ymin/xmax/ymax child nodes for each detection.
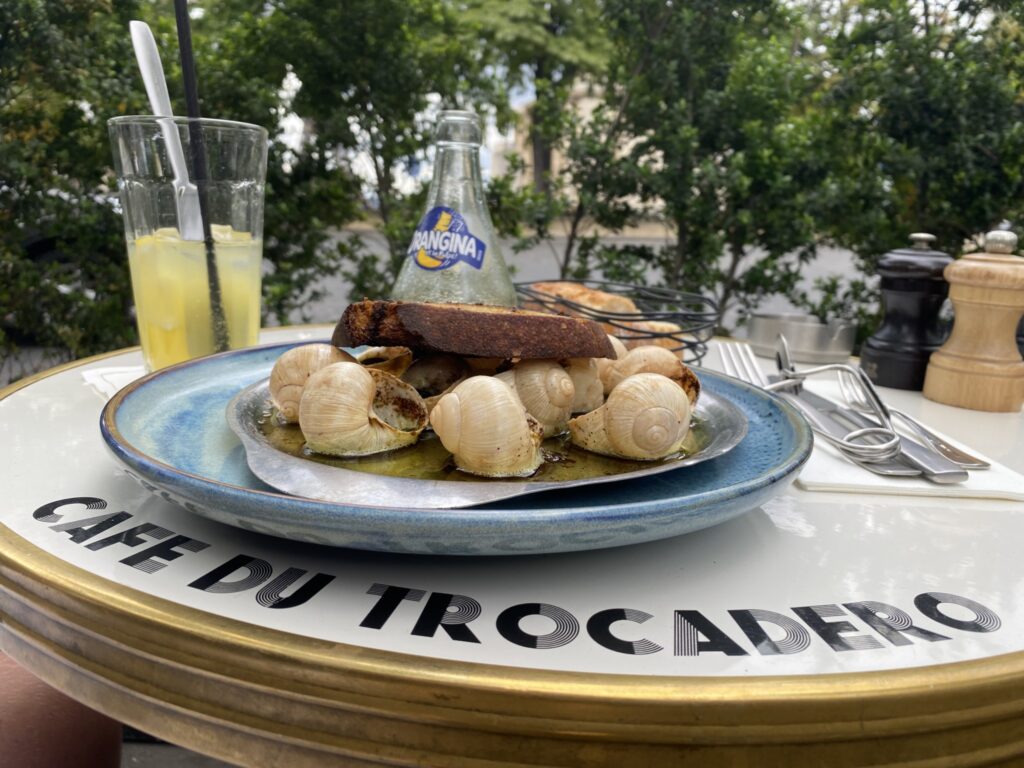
<box><xmin>127</xmin><ymin>226</ymin><xmax>262</xmax><ymax>370</ymax></box>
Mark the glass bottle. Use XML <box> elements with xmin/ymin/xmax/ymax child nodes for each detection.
<box><xmin>390</xmin><ymin>110</ymin><xmax>518</xmax><ymax>306</ymax></box>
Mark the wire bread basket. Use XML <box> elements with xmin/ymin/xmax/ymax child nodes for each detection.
<box><xmin>515</xmin><ymin>280</ymin><xmax>719</xmax><ymax>364</ymax></box>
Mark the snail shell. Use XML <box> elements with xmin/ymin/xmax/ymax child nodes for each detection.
<box><xmin>269</xmin><ymin>343</ymin><xmax>356</xmax><ymax>423</ymax></box>
<box><xmin>605</xmin><ymin>345</ymin><xmax>700</xmax><ymax>405</ymax></box>
<box><xmin>429</xmin><ymin>376</ymin><xmax>544</xmax><ymax>478</ymax></box>
<box><xmin>496</xmin><ymin>360</ymin><xmax>575</xmax><ymax>437</ymax></box>
<box><xmin>568</xmin><ymin>372</ymin><xmax>692</xmax><ymax>460</ymax></box>
<box><xmin>354</xmin><ymin>346</ymin><xmax>414</xmax><ymax>377</ymax></box>
<box><xmin>299</xmin><ymin>362</ymin><xmax>427</xmax><ymax>457</ymax></box>
<box><xmin>562</xmin><ymin>357</ymin><xmax>604</xmax><ymax>414</ymax></box>
<box><xmin>596</xmin><ymin>335</ymin><xmax>629</xmax><ymax>394</ymax></box>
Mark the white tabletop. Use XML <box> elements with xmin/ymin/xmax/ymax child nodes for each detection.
<box><xmin>1</xmin><ymin>327</ymin><xmax>1022</xmax><ymax>680</ymax></box>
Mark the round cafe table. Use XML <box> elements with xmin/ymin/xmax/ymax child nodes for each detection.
<box><xmin>2</xmin><ymin>326</ymin><xmax>1024</xmax><ymax>767</ymax></box>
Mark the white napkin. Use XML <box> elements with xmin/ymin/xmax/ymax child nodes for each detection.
<box><xmin>792</xmin><ymin>382</ymin><xmax>1024</xmax><ymax>501</ymax></box>
<box><xmin>82</xmin><ymin>365</ymin><xmax>146</xmax><ymax>402</ymax></box>
<box><xmin>796</xmin><ymin>439</ymin><xmax>1024</xmax><ymax>501</ymax></box>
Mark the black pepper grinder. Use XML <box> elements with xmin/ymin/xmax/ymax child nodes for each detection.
<box><xmin>860</xmin><ymin>232</ymin><xmax>953</xmax><ymax>390</ymax></box>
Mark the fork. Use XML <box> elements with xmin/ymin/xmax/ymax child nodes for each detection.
<box><xmin>718</xmin><ymin>342</ymin><xmax>918</xmax><ymax>476</ymax></box>
<box><xmin>774</xmin><ymin>334</ymin><xmax>968</xmax><ymax>484</ymax></box>
<box><xmin>835</xmin><ymin>369</ymin><xmax>990</xmax><ymax>469</ymax></box>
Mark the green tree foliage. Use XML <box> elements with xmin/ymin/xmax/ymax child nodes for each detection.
<box><xmin>1</xmin><ymin>0</ymin><xmax>146</xmax><ymax>364</ymax></box>
<box><xmin>794</xmin><ymin>0</ymin><xmax>1024</xmax><ymax>326</ymax></box>
<box><xmin>458</xmin><ymin>0</ymin><xmax>612</xmax><ymax>263</ymax></box>
<box><xmin>554</xmin><ymin>0</ymin><xmax>826</xmax><ymax>325</ymax></box>
<box><xmin>818</xmin><ymin>0</ymin><xmax>1024</xmax><ymax>255</ymax></box>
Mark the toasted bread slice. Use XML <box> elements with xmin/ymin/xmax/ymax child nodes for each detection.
<box><xmin>333</xmin><ymin>300</ymin><xmax>616</xmax><ymax>359</ymax></box>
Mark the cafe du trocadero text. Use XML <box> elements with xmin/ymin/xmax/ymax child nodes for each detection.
<box><xmin>30</xmin><ymin>497</ymin><xmax>1002</xmax><ymax>660</ymax></box>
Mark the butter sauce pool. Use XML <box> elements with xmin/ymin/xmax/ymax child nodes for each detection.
<box><xmin>257</xmin><ymin>409</ymin><xmax>708</xmax><ymax>483</ymax></box>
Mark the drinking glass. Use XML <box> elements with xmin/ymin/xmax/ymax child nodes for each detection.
<box><xmin>108</xmin><ymin>116</ymin><xmax>268</xmax><ymax>371</ymax></box>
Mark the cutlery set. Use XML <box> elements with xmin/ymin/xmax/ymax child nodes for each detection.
<box><xmin>719</xmin><ymin>336</ymin><xmax>989</xmax><ymax>484</ymax></box>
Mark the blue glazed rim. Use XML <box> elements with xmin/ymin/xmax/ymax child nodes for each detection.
<box><xmin>99</xmin><ymin>342</ymin><xmax>813</xmax><ymax>548</ymax></box>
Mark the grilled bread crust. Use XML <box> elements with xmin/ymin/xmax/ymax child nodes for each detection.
<box><xmin>333</xmin><ymin>300</ymin><xmax>616</xmax><ymax>359</ymax></box>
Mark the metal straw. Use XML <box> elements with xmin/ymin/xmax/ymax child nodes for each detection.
<box><xmin>173</xmin><ymin>0</ymin><xmax>229</xmax><ymax>352</ymax></box>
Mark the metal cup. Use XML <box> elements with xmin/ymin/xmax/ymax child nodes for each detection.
<box><xmin>746</xmin><ymin>312</ymin><xmax>854</xmax><ymax>363</ymax></box>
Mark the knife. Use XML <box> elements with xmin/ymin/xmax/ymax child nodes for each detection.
<box><xmin>772</xmin><ymin>391</ymin><xmax>921</xmax><ymax>477</ymax></box>
<box><xmin>791</xmin><ymin>388</ymin><xmax>969</xmax><ymax>485</ymax></box>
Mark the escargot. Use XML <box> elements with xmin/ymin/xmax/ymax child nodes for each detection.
<box><xmin>269</xmin><ymin>343</ymin><xmax>356</xmax><ymax>423</ymax></box>
<box><xmin>568</xmin><ymin>372</ymin><xmax>692</xmax><ymax>460</ymax></box>
<box><xmin>298</xmin><ymin>362</ymin><xmax>428</xmax><ymax>457</ymax></box>
<box><xmin>429</xmin><ymin>376</ymin><xmax>544</xmax><ymax>478</ymax></box>
<box><xmin>605</xmin><ymin>345</ymin><xmax>700</xmax><ymax>405</ymax></box>
<box><xmin>495</xmin><ymin>360</ymin><xmax>575</xmax><ymax>437</ymax></box>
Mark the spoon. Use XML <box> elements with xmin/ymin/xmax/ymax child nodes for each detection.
<box><xmin>129</xmin><ymin>20</ymin><xmax>203</xmax><ymax>241</ymax></box>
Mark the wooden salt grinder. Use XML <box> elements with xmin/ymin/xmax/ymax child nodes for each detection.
<box><xmin>922</xmin><ymin>230</ymin><xmax>1024</xmax><ymax>411</ymax></box>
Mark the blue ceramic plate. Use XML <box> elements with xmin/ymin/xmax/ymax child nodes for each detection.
<box><xmin>100</xmin><ymin>343</ymin><xmax>812</xmax><ymax>555</ymax></box>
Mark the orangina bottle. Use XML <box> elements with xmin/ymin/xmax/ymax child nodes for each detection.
<box><xmin>390</xmin><ymin>110</ymin><xmax>518</xmax><ymax>306</ymax></box>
